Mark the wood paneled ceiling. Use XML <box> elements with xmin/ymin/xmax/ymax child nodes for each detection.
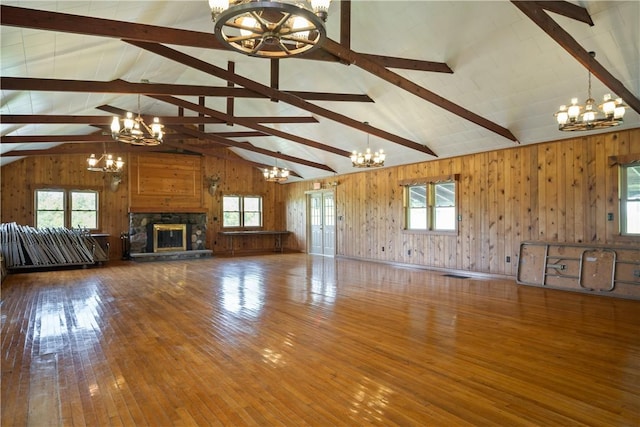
<box><xmin>1</xmin><ymin>1</ymin><xmax>639</xmax><ymax>181</ymax></box>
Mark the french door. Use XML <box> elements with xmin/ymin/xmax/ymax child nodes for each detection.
<box><xmin>308</xmin><ymin>191</ymin><xmax>335</xmax><ymax>256</ymax></box>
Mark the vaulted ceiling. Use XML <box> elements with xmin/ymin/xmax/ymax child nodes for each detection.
<box><xmin>1</xmin><ymin>1</ymin><xmax>639</xmax><ymax>182</ymax></box>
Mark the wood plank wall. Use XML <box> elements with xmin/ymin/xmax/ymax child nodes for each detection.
<box><xmin>282</xmin><ymin>128</ymin><xmax>640</xmax><ymax>276</ymax></box>
<box><xmin>2</xmin><ymin>128</ymin><xmax>639</xmax><ymax>273</ymax></box>
<box><xmin>0</xmin><ymin>147</ymin><xmax>286</xmax><ymax>259</ymax></box>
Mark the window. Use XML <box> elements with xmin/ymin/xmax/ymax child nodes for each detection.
<box><xmin>223</xmin><ymin>195</ymin><xmax>263</xmax><ymax>228</ymax></box>
<box><xmin>35</xmin><ymin>189</ymin><xmax>99</xmax><ymax>229</ymax></box>
<box><xmin>620</xmin><ymin>164</ymin><xmax>640</xmax><ymax>235</ymax></box>
<box><xmin>404</xmin><ymin>179</ymin><xmax>457</xmax><ymax>232</ymax></box>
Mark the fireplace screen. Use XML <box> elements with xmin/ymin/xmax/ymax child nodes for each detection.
<box><xmin>153</xmin><ymin>224</ymin><xmax>187</xmax><ymax>252</ymax></box>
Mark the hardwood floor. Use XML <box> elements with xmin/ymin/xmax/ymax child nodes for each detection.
<box><xmin>1</xmin><ymin>254</ymin><xmax>639</xmax><ymax>426</ymax></box>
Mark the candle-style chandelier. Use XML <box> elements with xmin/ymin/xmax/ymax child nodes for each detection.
<box><xmin>208</xmin><ymin>0</ymin><xmax>331</xmax><ymax>58</ymax></box>
<box><xmin>554</xmin><ymin>52</ymin><xmax>628</xmax><ymax>132</ymax></box>
<box><xmin>111</xmin><ymin>94</ymin><xmax>164</xmax><ymax>146</ymax></box>
<box><xmin>87</xmin><ymin>148</ymin><xmax>124</xmax><ymax>173</ymax></box>
<box><xmin>351</xmin><ymin>122</ymin><xmax>386</xmax><ymax>168</ymax></box>
<box><xmin>263</xmin><ymin>157</ymin><xmax>289</xmax><ymax>182</ymax></box>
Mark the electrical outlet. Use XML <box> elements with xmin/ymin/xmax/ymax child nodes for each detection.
<box><xmin>607</xmin><ymin>213</ymin><xmax>614</xmax><ymax>221</ymax></box>
<box><xmin>407</xmin><ymin>249</ymin><xmax>412</xmax><ymax>256</ymax></box>
<box><xmin>381</xmin><ymin>246</ymin><xmax>385</xmax><ymax>252</ymax></box>
<box><xmin>506</xmin><ymin>256</ymin><xmax>511</xmax><ymax>263</ymax></box>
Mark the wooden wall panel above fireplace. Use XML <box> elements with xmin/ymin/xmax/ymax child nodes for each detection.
<box><xmin>129</xmin><ymin>153</ymin><xmax>203</xmax><ymax>212</ymax></box>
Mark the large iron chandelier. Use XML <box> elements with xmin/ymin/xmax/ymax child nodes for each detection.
<box><xmin>554</xmin><ymin>52</ymin><xmax>628</xmax><ymax>132</ymax></box>
<box><xmin>208</xmin><ymin>0</ymin><xmax>331</xmax><ymax>58</ymax></box>
<box><xmin>351</xmin><ymin>123</ymin><xmax>386</xmax><ymax>168</ymax></box>
<box><xmin>111</xmin><ymin>95</ymin><xmax>164</xmax><ymax>146</ymax></box>
<box><xmin>263</xmin><ymin>158</ymin><xmax>289</xmax><ymax>182</ymax></box>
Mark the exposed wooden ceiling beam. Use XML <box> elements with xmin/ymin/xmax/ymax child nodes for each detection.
<box><xmin>159</xmin><ymin>139</ymin><xmax>304</xmax><ymax>178</ymax></box>
<box><xmin>125</xmin><ymin>40</ymin><xmax>436</xmax><ymax>157</ymax></box>
<box><xmin>340</xmin><ymin>0</ymin><xmax>351</xmax><ymax>50</ymax></box>
<box><xmin>321</xmin><ymin>38</ymin><xmax>517</xmax><ymax>142</ymax></box>
<box><xmin>534</xmin><ymin>1</ymin><xmax>594</xmax><ymax>25</ymax></box>
<box><xmin>511</xmin><ymin>1</ymin><xmax>640</xmax><ymax>115</ymax></box>
<box><xmin>129</xmin><ymin>95</ymin><xmax>352</xmax><ymax>158</ymax></box>
<box><xmin>97</xmin><ymin>104</ymin><xmax>336</xmax><ymax>173</ymax></box>
<box><xmin>1</xmin><ymin>144</ymin><xmax>167</xmax><ymax>157</ymax></box>
<box><xmin>0</xmin><ymin>5</ymin><xmax>451</xmax><ymax>73</ymax></box>
<box><xmin>1</xmin><ymin>135</ymin><xmax>112</xmax><ymax>144</ymax></box>
<box><xmin>0</xmin><ymin>114</ymin><xmax>318</xmax><ymax>125</ymax></box>
<box><xmin>356</xmin><ymin>54</ymin><xmax>453</xmax><ymax>74</ymax></box>
<box><xmin>333</xmin><ymin>0</ymin><xmax>453</xmax><ymax>75</ymax></box>
<box><xmin>0</xmin><ymin>77</ymin><xmax>374</xmax><ymax>103</ymax></box>
<box><xmin>1</xmin><ymin>131</ymin><xmax>269</xmax><ymax>144</ymax></box>
<box><xmin>0</xmin><ymin>130</ymin><xmax>269</xmax><ymax>144</ymax></box>
<box><xmin>167</xmin><ymin>125</ymin><xmax>328</xmax><ymax>174</ymax></box>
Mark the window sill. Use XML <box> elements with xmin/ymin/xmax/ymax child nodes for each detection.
<box><xmin>402</xmin><ymin>229</ymin><xmax>458</xmax><ymax>237</ymax></box>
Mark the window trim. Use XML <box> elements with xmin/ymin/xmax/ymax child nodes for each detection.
<box><xmin>222</xmin><ymin>194</ymin><xmax>264</xmax><ymax>229</ymax></box>
<box><xmin>401</xmin><ymin>175</ymin><xmax>459</xmax><ymax>235</ymax></box>
<box><xmin>620</xmin><ymin>162</ymin><xmax>640</xmax><ymax>236</ymax></box>
<box><xmin>34</xmin><ymin>188</ymin><xmax>100</xmax><ymax>230</ymax></box>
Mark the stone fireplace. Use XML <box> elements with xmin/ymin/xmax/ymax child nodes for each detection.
<box><xmin>128</xmin><ymin>212</ymin><xmax>207</xmax><ymax>256</ymax></box>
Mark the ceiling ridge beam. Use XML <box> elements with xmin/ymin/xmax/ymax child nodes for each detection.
<box><xmin>124</xmin><ymin>40</ymin><xmax>436</xmax><ymax>157</ymax></box>
<box><xmin>511</xmin><ymin>1</ymin><xmax>640</xmax><ymax>115</ymax></box>
<box><xmin>0</xmin><ymin>77</ymin><xmax>373</xmax><ymax>103</ymax></box>
<box><xmin>321</xmin><ymin>38</ymin><xmax>518</xmax><ymax>143</ymax></box>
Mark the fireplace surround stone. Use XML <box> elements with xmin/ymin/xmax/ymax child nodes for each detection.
<box><xmin>128</xmin><ymin>212</ymin><xmax>207</xmax><ymax>256</ymax></box>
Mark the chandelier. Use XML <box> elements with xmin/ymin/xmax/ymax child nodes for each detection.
<box><xmin>111</xmin><ymin>95</ymin><xmax>164</xmax><ymax>146</ymax></box>
<box><xmin>208</xmin><ymin>0</ymin><xmax>331</xmax><ymax>58</ymax></box>
<box><xmin>554</xmin><ymin>52</ymin><xmax>628</xmax><ymax>131</ymax></box>
<box><xmin>263</xmin><ymin>158</ymin><xmax>289</xmax><ymax>182</ymax></box>
<box><xmin>87</xmin><ymin>152</ymin><xmax>124</xmax><ymax>173</ymax></box>
<box><xmin>351</xmin><ymin>123</ymin><xmax>386</xmax><ymax>168</ymax></box>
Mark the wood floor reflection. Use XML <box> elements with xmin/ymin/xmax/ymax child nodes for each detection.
<box><xmin>2</xmin><ymin>254</ymin><xmax>639</xmax><ymax>426</ymax></box>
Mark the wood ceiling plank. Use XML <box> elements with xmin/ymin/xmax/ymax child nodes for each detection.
<box><xmin>511</xmin><ymin>1</ymin><xmax>640</xmax><ymax>115</ymax></box>
<box><xmin>125</xmin><ymin>40</ymin><xmax>436</xmax><ymax>157</ymax></box>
